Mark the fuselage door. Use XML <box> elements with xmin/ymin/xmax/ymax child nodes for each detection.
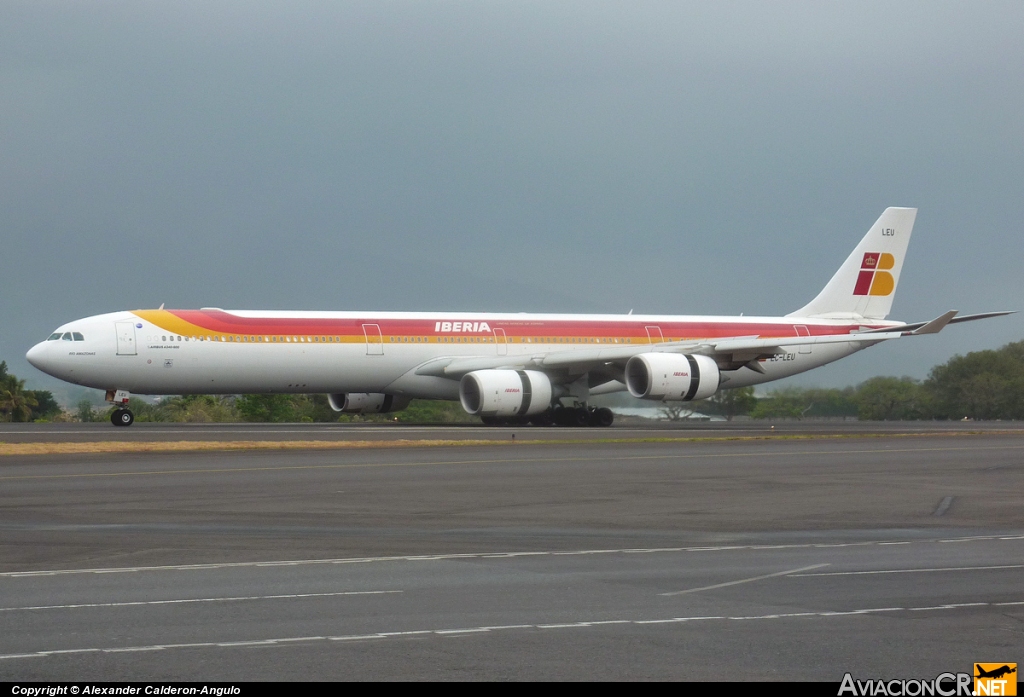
<box><xmin>363</xmin><ymin>324</ymin><xmax>384</xmax><ymax>356</ymax></box>
<box><xmin>794</xmin><ymin>325</ymin><xmax>812</xmax><ymax>354</ymax></box>
<box><xmin>645</xmin><ymin>326</ymin><xmax>665</xmax><ymax>344</ymax></box>
<box><xmin>493</xmin><ymin>328</ymin><xmax>508</xmax><ymax>356</ymax></box>
<box><xmin>115</xmin><ymin>321</ymin><xmax>137</xmax><ymax>356</ymax></box>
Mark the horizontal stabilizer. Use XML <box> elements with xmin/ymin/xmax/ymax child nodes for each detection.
<box><xmin>858</xmin><ymin>310</ymin><xmax>1015</xmax><ymax>335</ymax></box>
<box><xmin>909</xmin><ymin>310</ymin><xmax>957</xmax><ymax>335</ymax></box>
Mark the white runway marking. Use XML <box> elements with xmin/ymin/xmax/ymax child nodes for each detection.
<box><xmin>3</xmin><ymin>599</ymin><xmax>1019</xmax><ymax>661</ymax></box>
<box><xmin>791</xmin><ymin>564</ymin><xmax>1024</xmax><ymax>577</ymax></box>
<box><xmin>660</xmin><ymin>564</ymin><xmax>829</xmax><ymax>596</ymax></box>
<box><xmin>2</xmin><ymin>534</ymin><xmax>1021</xmax><ymax>578</ymax></box>
<box><xmin>0</xmin><ymin>590</ymin><xmax>400</xmax><ymax>612</ymax></box>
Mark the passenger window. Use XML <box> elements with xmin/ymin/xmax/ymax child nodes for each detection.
<box><xmin>73</xmin><ymin>332</ymin><xmax>84</xmax><ymax>341</ymax></box>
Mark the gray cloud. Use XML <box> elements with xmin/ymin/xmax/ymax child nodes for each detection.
<box><xmin>2</xmin><ymin>1</ymin><xmax>1021</xmax><ymax>391</ymax></box>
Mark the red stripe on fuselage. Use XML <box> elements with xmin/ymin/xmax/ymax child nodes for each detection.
<box><xmin>165</xmin><ymin>310</ymin><xmax>868</xmax><ymax>340</ymax></box>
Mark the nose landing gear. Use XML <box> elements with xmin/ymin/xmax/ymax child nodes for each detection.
<box><xmin>105</xmin><ymin>389</ymin><xmax>135</xmax><ymax>427</ymax></box>
<box><xmin>111</xmin><ymin>408</ymin><xmax>135</xmax><ymax>427</ymax></box>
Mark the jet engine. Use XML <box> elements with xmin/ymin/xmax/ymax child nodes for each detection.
<box><xmin>459</xmin><ymin>370</ymin><xmax>554</xmax><ymax>417</ymax></box>
<box><xmin>624</xmin><ymin>353</ymin><xmax>721</xmax><ymax>401</ymax></box>
<box><xmin>327</xmin><ymin>393</ymin><xmax>411</xmax><ymax>414</ymax></box>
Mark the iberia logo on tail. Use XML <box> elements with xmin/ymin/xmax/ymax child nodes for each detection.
<box><xmin>853</xmin><ymin>252</ymin><xmax>895</xmax><ymax>296</ymax></box>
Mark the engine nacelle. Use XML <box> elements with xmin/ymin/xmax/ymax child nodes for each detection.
<box><xmin>459</xmin><ymin>370</ymin><xmax>553</xmax><ymax>417</ymax></box>
<box><xmin>327</xmin><ymin>393</ymin><xmax>411</xmax><ymax>414</ymax></box>
<box><xmin>624</xmin><ymin>353</ymin><xmax>721</xmax><ymax>401</ymax></box>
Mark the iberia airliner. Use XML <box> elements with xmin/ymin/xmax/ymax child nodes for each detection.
<box><xmin>25</xmin><ymin>208</ymin><xmax>1011</xmax><ymax>426</ymax></box>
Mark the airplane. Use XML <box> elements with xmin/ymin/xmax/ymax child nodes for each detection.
<box><xmin>975</xmin><ymin>665</ymin><xmax>1016</xmax><ymax>680</ymax></box>
<box><xmin>26</xmin><ymin>207</ymin><xmax>1012</xmax><ymax>427</ymax></box>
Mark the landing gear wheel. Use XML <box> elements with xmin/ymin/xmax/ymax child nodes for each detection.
<box><xmin>591</xmin><ymin>407</ymin><xmax>614</xmax><ymax>427</ymax></box>
<box><xmin>529</xmin><ymin>411</ymin><xmax>554</xmax><ymax>427</ymax></box>
<box><xmin>111</xmin><ymin>408</ymin><xmax>134</xmax><ymax>427</ymax></box>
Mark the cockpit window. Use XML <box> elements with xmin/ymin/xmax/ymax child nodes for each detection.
<box><xmin>48</xmin><ymin>333</ymin><xmax>62</xmax><ymax>341</ymax></box>
<box><xmin>72</xmin><ymin>332</ymin><xmax>85</xmax><ymax>341</ymax></box>
<box><xmin>62</xmin><ymin>332</ymin><xmax>73</xmax><ymax>341</ymax></box>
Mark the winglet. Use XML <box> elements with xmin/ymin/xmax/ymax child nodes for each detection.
<box><xmin>909</xmin><ymin>310</ymin><xmax>957</xmax><ymax>335</ymax></box>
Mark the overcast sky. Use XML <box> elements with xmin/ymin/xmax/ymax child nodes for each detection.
<box><xmin>2</xmin><ymin>1</ymin><xmax>1021</xmax><ymax>395</ymax></box>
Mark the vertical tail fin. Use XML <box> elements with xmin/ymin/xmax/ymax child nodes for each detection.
<box><xmin>788</xmin><ymin>207</ymin><xmax>917</xmax><ymax>320</ymax></box>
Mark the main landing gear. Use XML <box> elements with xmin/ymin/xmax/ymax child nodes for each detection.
<box><xmin>481</xmin><ymin>405</ymin><xmax>614</xmax><ymax>428</ymax></box>
<box><xmin>105</xmin><ymin>389</ymin><xmax>134</xmax><ymax>427</ymax></box>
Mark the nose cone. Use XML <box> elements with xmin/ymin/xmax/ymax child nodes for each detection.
<box><xmin>26</xmin><ymin>342</ymin><xmax>54</xmax><ymax>375</ymax></box>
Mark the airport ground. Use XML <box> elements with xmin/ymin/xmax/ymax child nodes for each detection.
<box><xmin>0</xmin><ymin>422</ymin><xmax>1022</xmax><ymax>680</ymax></box>
<box><xmin>2</xmin><ymin>417</ymin><xmax>1022</xmax><ymax>442</ymax></box>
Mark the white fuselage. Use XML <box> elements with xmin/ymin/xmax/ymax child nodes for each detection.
<box><xmin>26</xmin><ymin>308</ymin><xmax>890</xmax><ymax>399</ymax></box>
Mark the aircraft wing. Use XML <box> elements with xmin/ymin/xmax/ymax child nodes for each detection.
<box><xmin>414</xmin><ymin>310</ymin><xmax>1010</xmax><ymax>379</ymax></box>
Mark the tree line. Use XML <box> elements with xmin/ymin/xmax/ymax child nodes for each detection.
<box><xmin>65</xmin><ymin>393</ymin><xmax>478</xmax><ymax>424</ymax></box>
<box><xmin>710</xmin><ymin>339</ymin><xmax>1024</xmax><ymax>421</ymax></box>
<box><xmin>0</xmin><ymin>362</ymin><xmax>62</xmax><ymax>422</ymax></box>
<box><xmin>2</xmin><ymin>339</ymin><xmax>1023</xmax><ymax>423</ymax></box>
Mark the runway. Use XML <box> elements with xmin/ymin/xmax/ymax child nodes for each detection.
<box><xmin>2</xmin><ymin>418</ymin><xmax>1021</xmax><ymax>443</ymax></box>
<box><xmin>1</xmin><ymin>431</ymin><xmax>1022</xmax><ymax>680</ymax></box>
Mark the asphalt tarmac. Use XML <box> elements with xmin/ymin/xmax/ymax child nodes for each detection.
<box><xmin>1</xmin><ymin>429</ymin><xmax>1022</xmax><ymax>680</ymax></box>
<box><xmin>1</xmin><ymin>418</ymin><xmax>1021</xmax><ymax>442</ymax></box>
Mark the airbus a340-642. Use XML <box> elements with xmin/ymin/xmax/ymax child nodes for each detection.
<box><xmin>26</xmin><ymin>208</ymin><xmax>1011</xmax><ymax>426</ymax></box>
